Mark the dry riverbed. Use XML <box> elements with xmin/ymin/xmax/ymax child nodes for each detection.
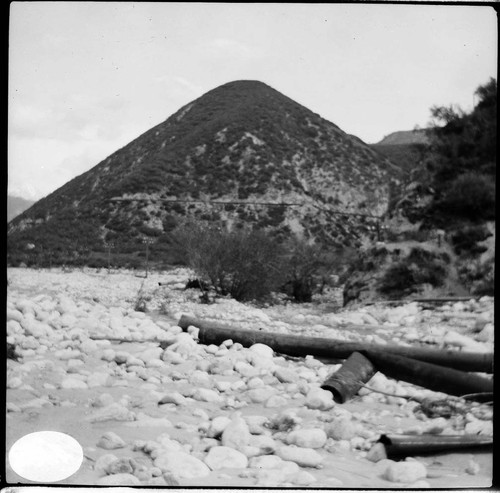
<box><xmin>5</xmin><ymin>267</ymin><xmax>494</xmax><ymax>487</ymax></box>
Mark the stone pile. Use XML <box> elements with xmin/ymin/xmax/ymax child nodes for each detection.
<box><xmin>6</xmin><ymin>267</ymin><xmax>494</xmax><ymax>487</ymax></box>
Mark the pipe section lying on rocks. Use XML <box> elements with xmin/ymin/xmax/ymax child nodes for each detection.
<box><xmin>369</xmin><ymin>434</ymin><xmax>493</xmax><ymax>461</ymax></box>
<box><xmin>411</xmin><ymin>296</ymin><xmax>478</xmax><ymax>303</ymax></box>
<box><xmin>177</xmin><ymin>315</ymin><xmax>493</xmax><ymax>373</ymax></box>
<box><xmin>320</xmin><ymin>351</ymin><xmax>377</xmax><ymax>403</ymax></box>
<box><xmin>361</xmin><ymin>350</ymin><xmax>493</xmax><ymax>398</ymax></box>
<box><xmin>364</xmin><ymin>296</ymin><xmax>477</xmax><ymax>306</ymax></box>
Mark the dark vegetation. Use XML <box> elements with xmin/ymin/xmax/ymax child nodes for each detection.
<box><xmin>378</xmin><ymin>248</ymin><xmax>449</xmax><ymax>296</ymax></box>
<box><xmin>422</xmin><ymin>78</ymin><xmax>496</xmax><ymax>225</ymax></box>
<box><xmin>280</xmin><ymin>240</ymin><xmax>338</xmax><ymax>302</ymax></box>
<box><xmin>451</xmin><ymin>225</ymin><xmax>492</xmax><ymax>256</ymax></box>
<box><xmin>355</xmin><ymin>79</ymin><xmax>497</xmax><ymax>302</ymax></box>
<box><xmin>457</xmin><ymin>257</ymin><xmax>495</xmax><ymax>297</ymax></box>
<box><xmin>170</xmin><ymin>220</ymin><xmax>339</xmax><ymax>302</ymax></box>
<box><xmin>372</xmin><ymin>141</ymin><xmax>428</xmax><ymax>176</ymax></box>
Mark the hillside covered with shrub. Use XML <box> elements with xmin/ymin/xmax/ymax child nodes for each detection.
<box><xmin>8</xmin><ymin>80</ymin><xmax>400</xmax><ymax>268</ymax></box>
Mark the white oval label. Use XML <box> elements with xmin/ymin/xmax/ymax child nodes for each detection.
<box><xmin>9</xmin><ymin>431</ymin><xmax>84</xmax><ymax>482</ymax></box>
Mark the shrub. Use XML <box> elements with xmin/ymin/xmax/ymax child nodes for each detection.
<box><xmin>379</xmin><ymin>263</ymin><xmax>416</xmax><ymax>296</ymax></box>
<box><xmin>171</xmin><ymin>220</ymin><xmax>286</xmax><ymax>301</ymax></box>
<box><xmin>138</xmin><ymin>225</ymin><xmax>163</xmax><ymax>237</ymax></box>
<box><xmin>458</xmin><ymin>256</ymin><xmax>495</xmax><ymax>296</ymax></box>
<box><xmin>471</xmin><ymin>258</ymin><xmax>495</xmax><ymax>296</ymax></box>
<box><xmin>281</xmin><ymin>240</ymin><xmax>337</xmax><ymax>302</ymax></box>
<box><xmin>437</xmin><ymin>172</ymin><xmax>496</xmax><ymax>220</ymax></box>
<box><xmin>451</xmin><ymin>225</ymin><xmax>492</xmax><ymax>255</ymax></box>
<box><xmin>378</xmin><ymin>248</ymin><xmax>448</xmax><ymax>297</ymax></box>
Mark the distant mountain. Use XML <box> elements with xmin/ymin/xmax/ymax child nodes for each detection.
<box><xmin>371</xmin><ymin>129</ymin><xmax>429</xmax><ymax>175</ymax></box>
<box><xmin>375</xmin><ymin>129</ymin><xmax>429</xmax><ymax>146</ymax></box>
<box><xmin>8</xmin><ymin>80</ymin><xmax>401</xmax><ymax>266</ymax></box>
<box><xmin>7</xmin><ymin>195</ymin><xmax>35</xmax><ymax>222</ymax></box>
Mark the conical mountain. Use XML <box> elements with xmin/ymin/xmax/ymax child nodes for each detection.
<box><xmin>8</xmin><ymin>80</ymin><xmax>401</xmax><ymax>266</ymax></box>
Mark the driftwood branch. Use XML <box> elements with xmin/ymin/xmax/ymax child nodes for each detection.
<box><xmin>178</xmin><ymin>315</ymin><xmax>493</xmax><ymax>373</ymax></box>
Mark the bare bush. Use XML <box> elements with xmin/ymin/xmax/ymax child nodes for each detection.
<box><xmin>171</xmin><ymin>220</ymin><xmax>286</xmax><ymax>301</ymax></box>
<box><xmin>282</xmin><ymin>240</ymin><xmax>337</xmax><ymax>302</ymax></box>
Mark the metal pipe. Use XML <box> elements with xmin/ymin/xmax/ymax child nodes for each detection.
<box><xmin>177</xmin><ymin>315</ymin><xmax>493</xmax><ymax>373</ymax></box>
<box><xmin>377</xmin><ymin>434</ymin><xmax>493</xmax><ymax>459</ymax></box>
<box><xmin>362</xmin><ymin>349</ymin><xmax>493</xmax><ymax>398</ymax></box>
<box><xmin>321</xmin><ymin>351</ymin><xmax>377</xmax><ymax>403</ymax></box>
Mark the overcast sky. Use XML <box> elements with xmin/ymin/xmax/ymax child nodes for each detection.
<box><xmin>8</xmin><ymin>2</ymin><xmax>497</xmax><ymax>201</ymax></box>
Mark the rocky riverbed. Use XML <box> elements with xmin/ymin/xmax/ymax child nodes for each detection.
<box><xmin>6</xmin><ymin>267</ymin><xmax>494</xmax><ymax>487</ymax></box>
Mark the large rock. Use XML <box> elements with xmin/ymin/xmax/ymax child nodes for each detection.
<box><xmin>158</xmin><ymin>392</ymin><xmax>187</xmax><ymax>406</ymax></box>
<box><xmin>464</xmin><ymin>420</ymin><xmax>493</xmax><ymax>436</ymax></box>
<box><xmin>221</xmin><ymin>413</ymin><xmax>251</xmax><ymax>451</ymax></box>
<box><xmin>87</xmin><ymin>403</ymin><xmax>136</xmax><ymax>423</ymax></box>
<box><xmin>290</xmin><ymin>470</ymin><xmax>318</xmax><ymax>486</ymax></box>
<box><xmin>247</xmin><ymin>387</ymin><xmax>275</xmax><ymax>404</ymax></box>
<box><xmin>136</xmin><ymin>347</ymin><xmax>164</xmax><ymax>363</ymax></box>
<box><xmin>383</xmin><ymin>460</ymin><xmax>427</xmax><ymax>483</ymax></box>
<box><xmin>276</xmin><ymin>445</ymin><xmax>323</xmax><ymax>468</ymax></box>
<box><xmin>21</xmin><ymin>318</ymin><xmax>53</xmax><ymax>338</ymax></box>
<box><xmin>249</xmin><ymin>455</ymin><xmax>284</xmax><ymax>469</ymax></box>
<box><xmin>107</xmin><ymin>458</ymin><xmax>135</xmax><ymax>475</ymax></box>
<box><xmin>153</xmin><ymin>450</ymin><xmax>210</xmax><ymax>478</ymax></box>
<box><xmin>443</xmin><ymin>330</ymin><xmax>488</xmax><ymax>352</ymax></box>
<box><xmin>305</xmin><ymin>388</ymin><xmax>334</xmax><ymax>410</ymax></box>
<box><xmin>97</xmin><ymin>432</ymin><xmax>126</xmax><ymax>450</ymax></box>
<box><xmin>91</xmin><ymin>393</ymin><xmax>114</xmax><ymax>408</ymax></box>
<box><xmin>286</xmin><ymin>428</ymin><xmax>327</xmax><ymax>449</ymax></box>
<box><xmin>204</xmin><ymin>446</ymin><xmax>249</xmax><ymax>470</ymax></box>
<box><xmin>161</xmin><ymin>350</ymin><xmax>186</xmax><ymax>365</ymax></box>
<box><xmin>244</xmin><ymin>415</ymin><xmax>268</xmax><ymax>434</ymax></box>
<box><xmin>168</xmin><ymin>333</ymin><xmax>200</xmax><ymax>357</ymax></box>
<box><xmin>235</xmin><ymin>361</ymin><xmax>259</xmax><ymax>378</ymax></box>
<box><xmin>94</xmin><ymin>453</ymin><xmax>119</xmax><ymax>476</ymax></box>
<box><xmin>192</xmin><ymin>388</ymin><xmax>223</xmax><ymax>403</ymax></box>
<box><xmin>274</xmin><ymin>366</ymin><xmax>298</xmax><ymax>383</ymax></box>
<box><xmin>326</xmin><ymin>417</ymin><xmax>357</xmax><ymax>440</ymax></box>
<box><xmin>7</xmin><ymin>308</ymin><xmax>24</xmax><ymax>323</ymax></box>
<box><xmin>253</xmin><ymin>461</ymin><xmax>300</xmax><ymax>486</ymax></box>
<box><xmin>190</xmin><ymin>370</ymin><xmax>212</xmax><ymax>388</ymax></box>
<box><xmin>265</xmin><ymin>395</ymin><xmax>288</xmax><ymax>408</ymax></box>
<box><xmin>61</xmin><ymin>378</ymin><xmax>88</xmax><ymax>390</ymax></box>
<box><xmin>476</xmin><ymin>323</ymin><xmax>494</xmax><ymax>343</ymax></box>
<box><xmin>207</xmin><ymin>416</ymin><xmax>232</xmax><ymax>438</ymax></box>
<box><xmin>247</xmin><ymin>435</ymin><xmax>277</xmax><ymax>455</ymax></box>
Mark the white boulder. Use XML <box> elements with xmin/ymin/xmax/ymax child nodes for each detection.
<box><xmin>204</xmin><ymin>446</ymin><xmax>248</xmax><ymax>470</ymax></box>
<box><xmin>153</xmin><ymin>450</ymin><xmax>210</xmax><ymax>478</ymax></box>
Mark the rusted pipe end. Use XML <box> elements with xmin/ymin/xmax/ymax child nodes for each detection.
<box><xmin>321</xmin><ymin>351</ymin><xmax>377</xmax><ymax>403</ymax></box>
<box><xmin>320</xmin><ymin>382</ymin><xmax>346</xmax><ymax>404</ymax></box>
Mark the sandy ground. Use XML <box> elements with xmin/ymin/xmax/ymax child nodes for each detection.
<box><xmin>5</xmin><ymin>267</ymin><xmax>494</xmax><ymax>487</ymax></box>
